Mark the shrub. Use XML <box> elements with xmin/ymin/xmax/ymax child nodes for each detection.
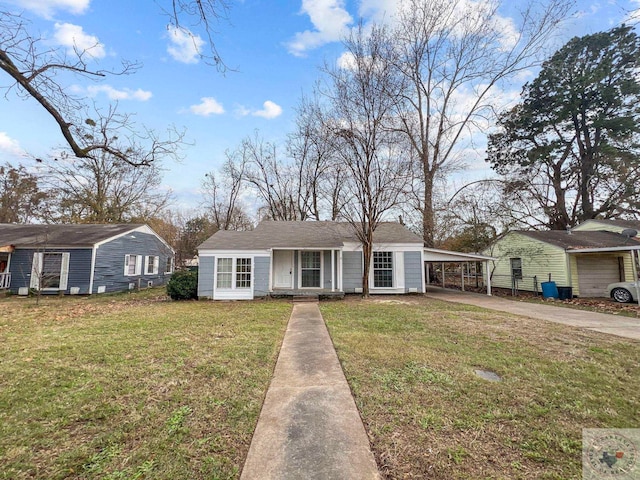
<box><xmin>166</xmin><ymin>270</ymin><xmax>198</xmax><ymax>300</ymax></box>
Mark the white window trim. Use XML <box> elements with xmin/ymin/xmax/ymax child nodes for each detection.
<box><xmin>165</xmin><ymin>256</ymin><xmax>174</xmax><ymax>274</ymax></box>
<box><xmin>124</xmin><ymin>254</ymin><xmax>142</xmax><ymax>276</ymax></box>
<box><xmin>214</xmin><ymin>256</ymin><xmax>253</xmax><ymax>291</ymax></box>
<box><xmin>144</xmin><ymin>255</ymin><xmax>159</xmax><ymax>275</ymax></box>
<box><xmin>30</xmin><ymin>252</ymin><xmax>70</xmax><ymax>291</ymax></box>
<box><xmin>372</xmin><ymin>251</ymin><xmax>394</xmax><ymax>289</ymax></box>
<box><xmin>369</xmin><ymin>250</ymin><xmax>405</xmax><ymax>293</ymax></box>
<box><xmin>298</xmin><ymin>250</ymin><xmax>323</xmax><ymax>289</ymax></box>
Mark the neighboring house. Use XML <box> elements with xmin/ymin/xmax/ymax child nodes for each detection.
<box><xmin>0</xmin><ymin>224</ymin><xmax>174</xmax><ymax>295</ymax></box>
<box><xmin>572</xmin><ymin>218</ymin><xmax>640</xmax><ymax>236</ymax></box>
<box><xmin>484</xmin><ymin>227</ymin><xmax>640</xmax><ymax>297</ymax></box>
<box><xmin>197</xmin><ymin>221</ymin><xmax>425</xmax><ymax>300</ymax></box>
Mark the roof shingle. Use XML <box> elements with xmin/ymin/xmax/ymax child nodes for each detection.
<box><xmin>0</xmin><ymin>224</ymin><xmax>144</xmax><ymax>248</ymax></box>
<box><xmin>198</xmin><ymin>221</ymin><xmax>423</xmax><ymax>250</ymax></box>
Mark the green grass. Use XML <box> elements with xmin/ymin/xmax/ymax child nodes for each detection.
<box><xmin>0</xmin><ymin>289</ymin><xmax>291</xmax><ymax>480</ymax></box>
<box><xmin>321</xmin><ymin>297</ymin><xmax>640</xmax><ymax>480</ymax></box>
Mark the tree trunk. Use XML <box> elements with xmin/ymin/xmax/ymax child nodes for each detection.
<box><xmin>422</xmin><ymin>168</ymin><xmax>435</xmax><ymax>247</ymax></box>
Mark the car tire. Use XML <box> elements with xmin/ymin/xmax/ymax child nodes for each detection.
<box><xmin>611</xmin><ymin>288</ymin><xmax>632</xmax><ymax>303</ymax></box>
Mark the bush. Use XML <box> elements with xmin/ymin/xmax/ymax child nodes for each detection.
<box><xmin>166</xmin><ymin>270</ymin><xmax>198</xmax><ymax>300</ymax></box>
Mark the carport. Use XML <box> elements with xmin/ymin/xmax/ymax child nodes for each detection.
<box><xmin>424</xmin><ymin>248</ymin><xmax>495</xmax><ymax>296</ymax></box>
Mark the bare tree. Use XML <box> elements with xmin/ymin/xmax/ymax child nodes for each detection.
<box><xmin>322</xmin><ymin>24</ymin><xmax>411</xmax><ymax>296</ymax></box>
<box><xmin>202</xmin><ymin>151</ymin><xmax>253</xmax><ymax>230</ymax></box>
<box><xmin>166</xmin><ymin>0</ymin><xmax>231</xmax><ymax>69</ymax></box>
<box><xmin>42</xmin><ymin>117</ymin><xmax>177</xmax><ymax>223</ymax></box>
<box><xmin>389</xmin><ymin>0</ymin><xmax>573</xmax><ymax>246</ymax></box>
<box><xmin>0</xmin><ymin>10</ymin><xmax>188</xmax><ymax>167</ymax></box>
<box><xmin>288</xmin><ymin>94</ymin><xmax>348</xmax><ymax>220</ymax></box>
<box><xmin>239</xmin><ymin>132</ymin><xmax>308</xmax><ymax>221</ymax></box>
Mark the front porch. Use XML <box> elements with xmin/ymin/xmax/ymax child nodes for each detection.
<box><xmin>0</xmin><ymin>272</ymin><xmax>10</xmax><ymax>290</ymax></box>
<box><xmin>270</xmin><ymin>248</ymin><xmax>343</xmax><ymax>293</ymax></box>
<box><xmin>269</xmin><ymin>288</ymin><xmax>345</xmax><ymax>300</ymax></box>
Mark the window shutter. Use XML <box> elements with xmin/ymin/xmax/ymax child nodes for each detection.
<box><xmin>144</xmin><ymin>255</ymin><xmax>150</xmax><ymax>274</ymax></box>
<box><xmin>153</xmin><ymin>256</ymin><xmax>159</xmax><ymax>275</ymax></box>
<box><xmin>59</xmin><ymin>253</ymin><xmax>70</xmax><ymax>291</ymax></box>
<box><xmin>30</xmin><ymin>252</ymin><xmax>43</xmax><ymax>289</ymax></box>
<box><xmin>124</xmin><ymin>255</ymin><xmax>130</xmax><ymax>276</ymax></box>
<box><xmin>135</xmin><ymin>255</ymin><xmax>142</xmax><ymax>275</ymax></box>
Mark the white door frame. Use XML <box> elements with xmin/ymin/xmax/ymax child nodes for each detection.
<box><xmin>273</xmin><ymin>250</ymin><xmax>294</xmax><ymax>289</ymax></box>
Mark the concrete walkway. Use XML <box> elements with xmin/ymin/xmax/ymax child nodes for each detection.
<box><xmin>240</xmin><ymin>302</ymin><xmax>380</xmax><ymax>480</ymax></box>
<box><xmin>425</xmin><ymin>287</ymin><xmax>640</xmax><ymax>341</ymax></box>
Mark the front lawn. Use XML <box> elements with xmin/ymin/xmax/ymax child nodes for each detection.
<box><xmin>0</xmin><ymin>290</ymin><xmax>291</xmax><ymax>480</ymax></box>
<box><xmin>322</xmin><ymin>297</ymin><xmax>640</xmax><ymax>479</ymax></box>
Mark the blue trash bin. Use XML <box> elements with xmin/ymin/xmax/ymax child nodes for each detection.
<box><xmin>541</xmin><ymin>281</ymin><xmax>559</xmax><ymax>299</ymax></box>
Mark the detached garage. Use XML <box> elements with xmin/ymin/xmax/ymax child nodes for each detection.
<box><xmin>484</xmin><ymin>229</ymin><xmax>640</xmax><ymax>298</ymax></box>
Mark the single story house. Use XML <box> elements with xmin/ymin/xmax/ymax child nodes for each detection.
<box><xmin>484</xmin><ymin>225</ymin><xmax>640</xmax><ymax>297</ymax></box>
<box><xmin>0</xmin><ymin>224</ymin><xmax>174</xmax><ymax>295</ymax></box>
<box><xmin>197</xmin><ymin>221</ymin><xmax>425</xmax><ymax>300</ymax></box>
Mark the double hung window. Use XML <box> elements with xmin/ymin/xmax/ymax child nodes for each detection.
<box><xmin>216</xmin><ymin>257</ymin><xmax>252</xmax><ymax>289</ymax></box>
<box><xmin>373</xmin><ymin>252</ymin><xmax>393</xmax><ymax>288</ymax></box>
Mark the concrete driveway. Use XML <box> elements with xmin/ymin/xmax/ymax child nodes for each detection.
<box><xmin>425</xmin><ymin>287</ymin><xmax>640</xmax><ymax>341</ymax></box>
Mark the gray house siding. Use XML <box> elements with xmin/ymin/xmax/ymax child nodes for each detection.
<box><xmin>254</xmin><ymin>257</ymin><xmax>270</xmax><ymax>297</ymax></box>
<box><xmin>8</xmin><ymin>248</ymin><xmax>93</xmax><ymax>294</ymax></box>
<box><xmin>198</xmin><ymin>256</ymin><xmax>215</xmax><ymax>299</ymax></box>
<box><xmin>93</xmin><ymin>232</ymin><xmax>173</xmax><ymax>294</ymax></box>
<box><xmin>404</xmin><ymin>251</ymin><xmax>423</xmax><ymax>293</ymax></box>
<box><xmin>342</xmin><ymin>251</ymin><xmax>363</xmax><ymax>293</ymax></box>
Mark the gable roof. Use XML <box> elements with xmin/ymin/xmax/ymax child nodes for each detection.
<box><xmin>516</xmin><ymin>230</ymin><xmax>640</xmax><ymax>250</ymax></box>
<box><xmin>198</xmin><ymin>221</ymin><xmax>423</xmax><ymax>250</ymax></box>
<box><xmin>574</xmin><ymin>218</ymin><xmax>640</xmax><ymax>232</ymax></box>
<box><xmin>0</xmin><ymin>224</ymin><xmax>146</xmax><ymax>248</ymax></box>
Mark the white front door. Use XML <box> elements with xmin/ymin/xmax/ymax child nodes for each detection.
<box><xmin>273</xmin><ymin>250</ymin><xmax>293</xmax><ymax>288</ymax></box>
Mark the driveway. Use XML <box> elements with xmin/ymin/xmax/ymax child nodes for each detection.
<box><xmin>425</xmin><ymin>287</ymin><xmax>640</xmax><ymax>341</ymax></box>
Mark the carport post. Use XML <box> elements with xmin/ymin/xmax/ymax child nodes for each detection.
<box><xmin>485</xmin><ymin>260</ymin><xmax>492</xmax><ymax>296</ymax></box>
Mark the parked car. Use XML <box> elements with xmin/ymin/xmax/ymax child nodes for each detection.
<box><xmin>606</xmin><ymin>282</ymin><xmax>640</xmax><ymax>303</ymax></box>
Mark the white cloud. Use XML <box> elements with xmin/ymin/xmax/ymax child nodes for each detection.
<box><xmin>358</xmin><ymin>0</ymin><xmax>401</xmax><ymax>24</ymax></box>
<box><xmin>234</xmin><ymin>105</ymin><xmax>252</xmax><ymax>117</ymax></box>
<box><xmin>235</xmin><ymin>101</ymin><xmax>283</xmax><ymax>119</ymax></box>
<box><xmin>167</xmin><ymin>26</ymin><xmax>205</xmax><ymax>64</ymax></box>
<box><xmin>86</xmin><ymin>85</ymin><xmax>152</xmax><ymax>101</ymax></box>
<box><xmin>5</xmin><ymin>0</ymin><xmax>89</xmax><ymax>18</ymax></box>
<box><xmin>0</xmin><ymin>132</ymin><xmax>26</xmax><ymax>158</ymax></box>
<box><xmin>253</xmin><ymin>100</ymin><xmax>283</xmax><ymax>119</ymax></box>
<box><xmin>336</xmin><ymin>51</ymin><xmax>357</xmax><ymax>70</ymax></box>
<box><xmin>54</xmin><ymin>23</ymin><xmax>106</xmax><ymax>58</ymax></box>
<box><xmin>286</xmin><ymin>0</ymin><xmax>353</xmax><ymax>56</ymax></box>
<box><xmin>190</xmin><ymin>97</ymin><xmax>225</xmax><ymax>116</ymax></box>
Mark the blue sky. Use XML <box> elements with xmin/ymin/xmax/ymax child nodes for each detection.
<box><xmin>0</xmin><ymin>0</ymin><xmax>638</xmax><ymax>212</ymax></box>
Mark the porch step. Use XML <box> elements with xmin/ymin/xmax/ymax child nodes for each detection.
<box><xmin>292</xmin><ymin>294</ymin><xmax>319</xmax><ymax>303</ymax></box>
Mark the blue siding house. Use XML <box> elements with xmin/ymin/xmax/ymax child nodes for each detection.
<box><xmin>0</xmin><ymin>224</ymin><xmax>174</xmax><ymax>295</ymax></box>
<box><xmin>197</xmin><ymin>221</ymin><xmax>425</xmax><ymax>300</ymax></box>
